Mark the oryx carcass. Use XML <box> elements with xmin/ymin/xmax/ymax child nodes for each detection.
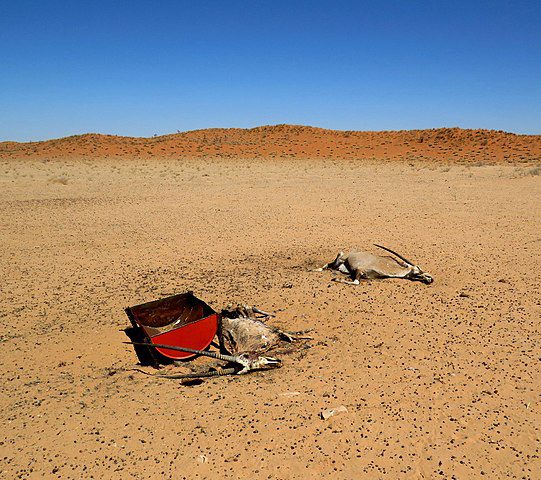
<box><xmin>315</xmin><ymin>244</ymin><xmax>433</xmax><ymax>285</ymax></box>
<box><xmin>219</xmin><ymin>304</ymin><xmax>311</xmax><ymax>355</ymax></box>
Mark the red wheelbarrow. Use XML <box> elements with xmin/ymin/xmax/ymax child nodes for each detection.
<box><xmin>125</xmin><ymin>292</ymin><xmax>219</xmax><ymax>365</ymax></box>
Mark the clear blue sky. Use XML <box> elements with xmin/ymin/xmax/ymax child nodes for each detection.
<box><xmin>1</xmin><ymin>0</ymin><xmax>540</xmax><ymax>141</ymax></box>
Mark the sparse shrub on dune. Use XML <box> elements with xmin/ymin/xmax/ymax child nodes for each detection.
<box><xmin>524</xmin><ymin>165</ymin><xmax>541</xmax><ymax>176</ymax></box>
<box><xmin>471</xmin><ymin>160</ymin><xmax>489</xmax><ymax>167</ymax></box>
<box><xmin>514</xmin><ymin>165</ymin><xmax>541</xmax><ymax>177</ymax></box>
<box><xmin>48</xmin><ymin>175</ymin><xmax>69</xmax><ymax>185</ymax></box>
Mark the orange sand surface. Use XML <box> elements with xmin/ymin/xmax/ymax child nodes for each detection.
<box><xmin>1</xmin><ymin>137</ymin><xmax>540</xmax><ymax>479</ymax></box>
<box><xmin>2</xmin><ymin>125</ymin><xmax>541</xmax><ymax>164</ymax></box>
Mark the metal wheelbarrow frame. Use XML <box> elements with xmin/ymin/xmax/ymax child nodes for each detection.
<box><xmin>125</xmin><ymin>291</ymin><xmax>219</xmax><ymax>364</ymax></box>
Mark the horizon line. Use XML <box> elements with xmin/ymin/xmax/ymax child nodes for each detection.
<box><xmin>3</xmin><ymin>124</ymin><xmax>540</xmax><ymax>144</ymax></box>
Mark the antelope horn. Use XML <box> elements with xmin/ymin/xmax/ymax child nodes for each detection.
<box><xmin>124</xmin><ymin>342</ymin><xmax>238</xmax><ymax>363</ymax></box>
<box><xmin>131</xmin><ymin>367</ymin><xmax>238</xmax><ymax>379</ymax></box>
<box><xmin>252</xmin><ymin>306</ymin><xmax>275</xmax><ymax>317</ymax></box>
<box><xmin>374</xmin><ymin>244</ymin><xmax>416</xmax><ymax>266</ymax></box>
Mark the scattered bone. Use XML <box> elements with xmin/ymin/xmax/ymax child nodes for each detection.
<box><xmin>314</xmin><ymin>244</ymin><xmax>433</xmax><ymax>285</ymax></box>
<box><xmin>279</xmin><ymin>391</ymin><xmax>302</xmax><ymax>397</ymax></box>
<box><xmin>320</xmin><ymin>405</ymin><xmax>348</xmax><ymax>420</ymax></box>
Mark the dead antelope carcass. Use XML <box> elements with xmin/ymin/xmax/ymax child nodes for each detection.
<box><xmin>219</xmin><ymin>304</ymin><xmax>310</xmax><ymax>355</ymax></box>
<box><xmin>315</xmin><ymin>244</ymin><xmax>433</xmax><ymax>285</ymax></box>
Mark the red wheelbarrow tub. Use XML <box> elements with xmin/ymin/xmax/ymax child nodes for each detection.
<box><xmin>125</xmin><ymin>292</ymin><xmax>219</xmax><ymax>360</ymax></box>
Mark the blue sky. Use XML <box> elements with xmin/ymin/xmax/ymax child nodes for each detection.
<box><xmin>1</xmin><ymin>0</ymin><xmax>540</xmax><ymax>141</ymax></box>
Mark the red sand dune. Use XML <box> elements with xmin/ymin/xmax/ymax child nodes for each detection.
<box><xmin>2</xmin><ymin>125</ymin><xmax>540</xmax><ymax>163</ymax></box>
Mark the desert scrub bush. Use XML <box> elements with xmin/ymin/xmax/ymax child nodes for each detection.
<box><xmin>48</xmin><ymin>175</ymin><xmax>68</xmax><ymax>185</ymax></box>
<box><xmin>519</xmin><ymin>165</ymin><xmax>541</xmax><ymax>176</ymax></box>
<box><xmin>471</xmin><ymin>160</ymin><xmax>489</xmax><ymax>167</ymax></box>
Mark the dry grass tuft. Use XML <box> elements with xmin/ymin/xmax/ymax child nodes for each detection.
<box><xmin>523</xmin><ymin>165</ymin><xmax>541</xmax><ymax>176</ymax></box>
<box><xmin>48</xmin><ymin>175</ymin><xmax>69</xmax><ymax>185</ymax></box>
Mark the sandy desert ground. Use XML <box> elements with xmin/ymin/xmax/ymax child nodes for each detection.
<box><xmin>1</xmin><ymin>129</ymin><xmax>540</xmax><ymax>479</ymax></box>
